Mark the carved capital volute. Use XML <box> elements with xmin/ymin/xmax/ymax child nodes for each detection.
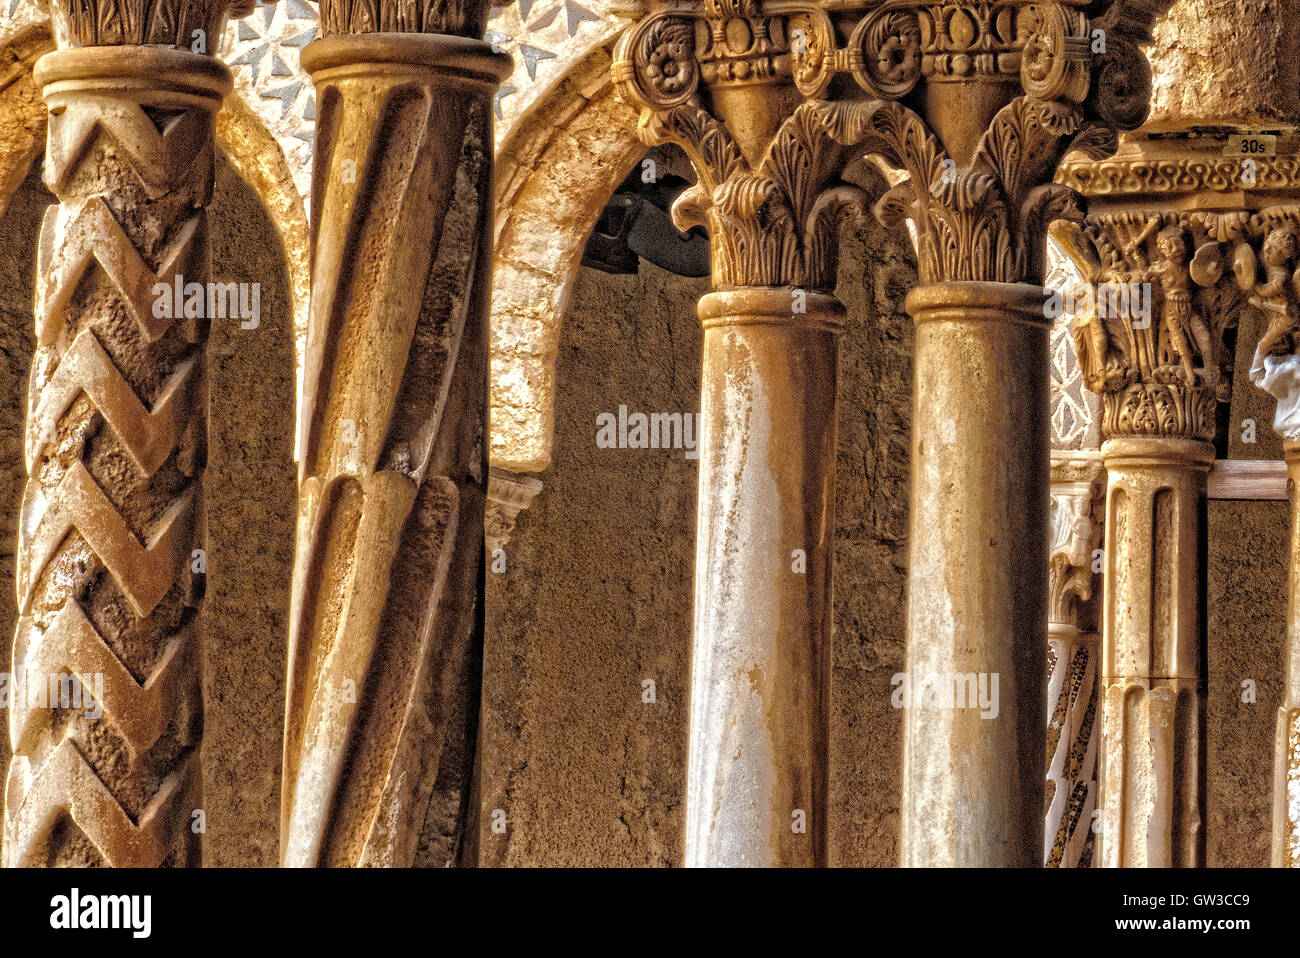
<box><xmin>613</xmin><ymin>1</ymin><xmax>1173</xmax><ymax>289</ymax></box>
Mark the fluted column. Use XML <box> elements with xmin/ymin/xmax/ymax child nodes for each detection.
<box><xmin>1098</xmin><ymin>438</ymin><xmax>1209</xmax><ymax>866</ymax></box>
<box><xmin>3</xmin><ymin>0</ymin><xmax>246</xmax><ymax>867</ymax></box>
<box><xmin>1058</xmin><ymin>142</ymin><xmax>1300</xmax><ymax>871</ymax></box>
<box><xmin>1045</xmin><ymin>452</ymin><xmax>1103</xmax><ymax>867</ymax></box>
<box><xmin>1056</xmin><ymin>0</ymin><xmax>1300</xmax><ymax>865</ymax></box>
<box><xmin>280</xmin><ymin>1</ymin><xmax>510</xmax><ymax>867</ymax></box>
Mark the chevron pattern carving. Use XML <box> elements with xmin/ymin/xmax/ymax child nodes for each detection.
<box><xmin>3</xmin><ymin>45</ymin><xmax>228</xmax><ymax>867</ymax></box>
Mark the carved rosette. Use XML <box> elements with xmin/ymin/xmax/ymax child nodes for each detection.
<box><xmin>613</xmin><ymin>0</ymin><xmax>1172</xmax><ymax>288</ymax></box>
<box><xmin>3</xmin><ymin>0</ymin><xmax>244</xmax><ymax>867</ymax></box>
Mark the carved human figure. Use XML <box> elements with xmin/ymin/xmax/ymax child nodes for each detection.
<box><xmin>1151</xmin><ymin>225</ymin><xmax>1216</xmax><ymax>387</ymax></box>
<box><xmin>1072</xmin><ymin>271</ymin><xmax>1131</xmax><ymax>391</ymax></box>
<box><xmin>1251</xmin><ymin>228</ymin><xmax>1300</xmax><ymax>363</ymax></box>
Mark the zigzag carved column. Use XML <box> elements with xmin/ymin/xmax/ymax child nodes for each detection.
<box><xmin>1045</xmin><ymin>451</ymin><xmax>1103</xmax><ymax>866</ymax></box>
<box><xmin>613</xmin><ymin>0</ymin><xmax>1168</xmax><ymax>867</ymax></box>
<box><xmin>3</xmin><ymin>0</ymin><xmax>246</xmax><ymax>867</ymax></box>
<box><xmin>280</xmin><ymin>1</ymin><xmax>510</xmax><ymax>867</ymax></box>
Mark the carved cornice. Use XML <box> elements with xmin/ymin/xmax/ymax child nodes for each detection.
<box><xmin>612</xmin><ymin>0</ymin><xmax>1173</xmax><ymax>287</ymax></box>
<box><xmin>48</xmin><ymin>0</ymin><xmax>253</xmax><ymax>49</ymax></box>
<box><xmin>1058</xmin><ymin>151</ymin><xmax>1300</xmax><ymax>199</ymax></box>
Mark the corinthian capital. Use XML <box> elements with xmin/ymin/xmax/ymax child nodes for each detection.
<box><xmin>317</xmin><ymin>0</ymin><xmax>491</xmax><ymax>37</ymax></box>
<box><xmin>47</xmin><ymin>0</ymin><xmax>254</xmax><ymax>49</ymax></box>
<box><xmin>613</xmin><ymin>0</ymin><xmax>1172</xmax><ymax>287</ymax></box>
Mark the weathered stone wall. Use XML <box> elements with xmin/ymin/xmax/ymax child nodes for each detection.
<box><xmin>1205</xmin><ymin>305</ymin><xmax>1291</xmax><ymax>868</ymax></box>
<box><xmin>200</xmin><ymin>155</ymin><xmax>296</xmax><ymax>867</ymax></box>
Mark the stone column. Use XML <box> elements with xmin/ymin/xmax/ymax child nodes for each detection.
<box><xmin>1097</xmin><ymin>435</ymin><xmax>1210</xmax><ymax>867</ymax></box>
<box><xmin>280</xmin><ymin>2</ymin><xmax>510</xmax><ymax>867</ymax></box>
<box><xmin>686</xmin><ymin>288</ymin><xmax>841</xmax><ymax>867</ymax></box>
<box><xmin>1052</xmin><ymin>0</ymin><xmax>1300</xmax><ymax>868</ymax></box>
<box><xmin>1056</xmin><ymin>35</ymin><xmax>1300</xmax><ymax>861</ymax></box>
<box><xmin>860</xmin><ymin>1</ymin><xmax>1167</xmax><ymax>866</ymax></box>
<box><xmin>3</xmin><ymin>0</ymin><xmax>245</xmax><ymax>867</ymax></box>
<box><xmin>1053</xmin><ymin>184</ymin><xmax>1300</xmax><ymax>869</ymax></box>
<box><xmin>1054</xmin><ymin>197</ymin><xmax>1223</xmax><ymax>868</ymax></box>
<box><xmin>901</xmin><ymin>279</ymin><xmax>1051</xmax><ymax>867</ymax></box>
<box><xmin>1045</xmin><ymin>452</ymin><xmax>1103</xmax><ymax>867</ymax></box>
<box><xmin>1276</xmin><ymin>439</ymin><xmax>1300</xmax><ymax>866</ymax></box>
<box><xmin>613</xmin><ymin>5</ymin><xmax>869</xmax><ymax>867</ymax></box>
<box><xmin>614</xmin><ymin>0</ymin><xmax>1168</xmax><ymax>867</ymax></box>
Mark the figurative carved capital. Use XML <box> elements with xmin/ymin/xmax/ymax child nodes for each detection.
<box><xmin>1060</xmin><ymin>199</ymin><xmax>1300</xmax><ymax>440</ymax></box>
<box><xmin>1244</xmin><ymin>219</ymin><xmax>1300</xmax><ymax>442</ymax></box>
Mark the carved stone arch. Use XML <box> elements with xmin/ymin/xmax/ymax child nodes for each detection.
<box><xmin>489</xmin><ymin>39</ymin><xmax>642</xmax><ymax>475</ymax></box>
<box><xmin>0</xmin><ymin>22</ymin><xmax>47</xmax><ymax>220</ymax></box>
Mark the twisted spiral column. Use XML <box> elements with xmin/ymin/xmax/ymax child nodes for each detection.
<box><xmin>280</xmin><ymin>12</ymin><xmax>510</xmax><ymax>866</ymax></box>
